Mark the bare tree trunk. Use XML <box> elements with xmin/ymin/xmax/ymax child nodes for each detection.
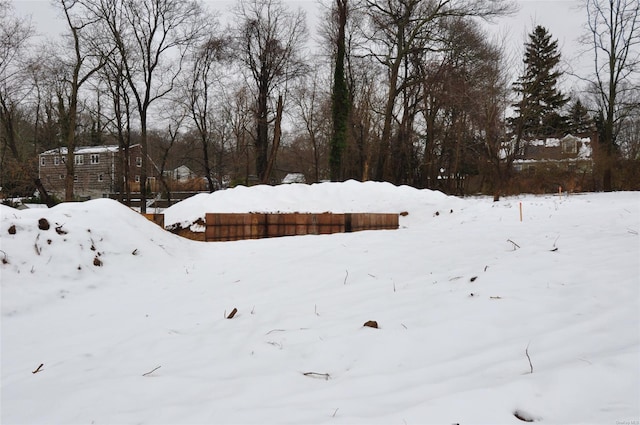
<box><xmin>263</xmin><ymin>95</ymin><xmax>283</xmax><ymax>184</ymax></box>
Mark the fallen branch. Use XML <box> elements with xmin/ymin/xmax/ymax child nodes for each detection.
<box><xmin>32</xmin><ymin>363</ymin><xmax>44</xmax><ymax>374</ymax></box>
<box><xmin>507</xmin><ymin>239</ymin><xmax>520</xmax><ymax>250</ymax></box>
<box><xmin>266</xmin><ymin>341</ymin><xmax>283</xmax><ymax>349</ymax></box>
<box><xmin>142</xmin><ymin>365</ymin><xmax>161</xmax><ymax>376</ymax></box>
<box><xmin>303</xmin><ymin>371</ymin><xmax>330</xmax><ymax>380</ymax></box>
<box><xmin>525</xmin><ymin>342</ymin><xmax>533</xmax><ymax>374</ymax></box>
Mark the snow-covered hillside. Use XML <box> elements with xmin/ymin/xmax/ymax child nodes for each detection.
<box><xmin>1</xmin><ymin>182</ymin><xmax>638</xmax><ymax>424</ymax></box>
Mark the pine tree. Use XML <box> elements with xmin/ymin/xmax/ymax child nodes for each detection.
<box><xmin>566</xmin><ymin>99</ymin><xmax>594</xmax><ymax>135</ymax></box>
<box><xmin>511</xmin><ymin>25</ymin><xmax>568</xmax><ymax>138</ymax></box>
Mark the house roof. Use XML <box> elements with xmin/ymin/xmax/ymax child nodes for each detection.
<box><xmin>519</xmin><ymin>135</ymin><xmax>592</xmax><ymax>161</ymax></box>
<box><xmin>40</xmin><ymin>144</ymin><xmax>140</xmax><ymax>155</ymax></box>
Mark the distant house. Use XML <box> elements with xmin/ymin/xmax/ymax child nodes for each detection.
<box><xmin>38</xmin><ymin>144</ymin><xmax>145</xmax><ymax>200</ymax></box>
<box><xmin>282</xmin><ymin>173</ymin><xmax>306</xmax><ymax>184</ymax></box>
<box><xmin>514</xmin><ymin>134</ymin><xmax>593</xmax><ymax>173</ymax></box>
<box><xmin>164</xmin><ymin>165</ymin><xmax>196</xmax><ymax>183</ymax></box>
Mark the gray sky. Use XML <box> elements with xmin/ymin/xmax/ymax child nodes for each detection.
<box><xmin>11</xmin><ymin>0</ymin><xmax>589</xmax><ymax>92</ymax></box>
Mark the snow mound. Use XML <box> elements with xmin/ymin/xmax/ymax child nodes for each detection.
<box><xmin>164</xmin><ymin>180</ymin><xmax>458</xmax><ymax>230</ymax></box>
<box><xmin>1</xmin><ymin>198</ymin><xmax>186</xmax><ymax>278</ymax></box>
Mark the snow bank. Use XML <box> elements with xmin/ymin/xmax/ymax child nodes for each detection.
<box><xmin>163</xmin><ymin>180</ymin><xmax>456</xmax><ymax>230</ymax></box>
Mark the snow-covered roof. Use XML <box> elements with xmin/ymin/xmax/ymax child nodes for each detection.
<box><xmin>282</xmin><ymin>173</ymin><xmax>306</xmax><ymax>184</ymax></box>
<box><xmin>40</xmin><ymin>144</ymin><xmax>139</xmax><ymax>155</ymax></box>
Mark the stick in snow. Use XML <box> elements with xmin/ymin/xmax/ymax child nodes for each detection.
<box><xmin>526</xmin><ymin>342</ymin><xmax>533</xmax><ymax>374</ymax></box>
<box><xmin>32</xmin><ymin>363</ymin><xmax>44</xmax><ymax>374</ymax></box>
<box><xmin>142</xmin><ymin>365</ymin><xmax>161</xmax><ymax>376</ymax></box>
<box><xmin>303</xmin><ymin>372</ymin><xmax>330</xmax><ymax>380</ymax></box>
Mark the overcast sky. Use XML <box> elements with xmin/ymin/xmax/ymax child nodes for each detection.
<box><xmin>11</xmin><ymin>0</ymin><xmax>588</xmax><ymax>92</ymax></box>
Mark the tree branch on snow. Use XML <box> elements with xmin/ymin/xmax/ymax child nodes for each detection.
<box><xmin>507</xmin><ymin>239</ymin><xmax>520</xmax><ymax>250</ymax></box>
<box><xmin>525</xmin><ymin>342</ymin><xmax>533</xmax><ymax>374</ymax></box>
<box><xmin>303</xmin><ymin>371</ymin><xmax>330</xmax><ymax>380</ymax></box>
<box><xmin>142</xmin><ymin>365</ymin><xmax>161</xmax><ymax>376</ymax></box>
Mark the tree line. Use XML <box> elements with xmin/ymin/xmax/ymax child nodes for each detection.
<box><xmin>1</xmin><ymin>0</ymin><xmax>638</xmax><ymax>211</ymax></box>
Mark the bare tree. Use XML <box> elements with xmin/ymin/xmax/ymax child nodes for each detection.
<box><xmin>54</xmin><ymin>0</ymin><xmax>111</xmax><ymax>202</ymax></box>
<box><xmin>85</xmin><ymin>0</ymin><xmax>206</xmax><ymax>212</ymax></box>
<box><xmin>0</xmin><ymin>0</ymin><xmax>34</xmax><ymax>196</ymax></box>
<box><xmin>183</xmin><ymin>30</ymin><xmax>230</xmax><ymax>192</ymax></box>
<box><xmin>582</xmin><ymin>0</ymin><xmax>640</xmax><ymax>191</ymax></box>
<box><xmin>291</xmin><ymin>68</ymin><xmax>331</xmax><ymax>182</ymax></box>
<box><xmin>98</xmin><ymin>47</ymin><xmax>134</xmax><ymax>203</ymax></box>
<box><xmin>234</xmin><ymin>0</ymin><xmax>308</xmax><ymax>184</ymax></box>
<box><xmin>362</xmin><ymin>0</ymin><xmax>516</xmax><ymax>182</ymax></box>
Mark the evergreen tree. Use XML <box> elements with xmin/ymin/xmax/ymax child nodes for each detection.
<box><xmin>566</xmin><ymin>99</ymin><xmax>594</xmax><ymax>135</ymax></box>
<box><xmin>511</xmin><ymin>25</ymin><xmax>568</xmax><ymax>138</ymax></box>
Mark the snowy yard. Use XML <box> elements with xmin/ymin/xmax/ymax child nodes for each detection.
<box><xmin>1</xmin><ymin>181</ymin><xmax>639</xmax><ymax>424</ymax></box>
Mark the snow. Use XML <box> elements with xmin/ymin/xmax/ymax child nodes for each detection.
<box><xmin>1</xmin><ymin>181</ymin><xmax>639</xmax><ymax>425</ymax></box>
<box><xmin>40</xmin><ymin>145</ymin><xmax>122</xmax><ymax>155</ymax></box>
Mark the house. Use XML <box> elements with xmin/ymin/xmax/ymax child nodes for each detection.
<box><xmin>164</xmin><ymin>165</ymin><xmax>196</xmax><ymax>183</ymax></box>
<box><xmin>38</xmin><ymin>144</ymin><xmax>146</xmax><ymax>200</ymax></box>
<box><xmin>281</xmin><ymin>173</ymin><xmax>306</xmax><ymax>184</ymax></box>
<box><xmin>514</xmin><ymin>134</ymin><xmax>593</xmax><ymax>173</ymax></box>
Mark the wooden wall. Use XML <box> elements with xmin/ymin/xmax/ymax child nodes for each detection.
<box><xmin>204</xmin><ymin>213</ymin><xmax>398</xmax><ymax>242</ymax></box>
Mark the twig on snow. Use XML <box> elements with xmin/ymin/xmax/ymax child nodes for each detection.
<box><xmin>525</xmin><ymin>342</ymin><xmax>533</xmax><ymax>374</ymax></box>
<box><xmin>32</xmin><ymin>363</ymin><xmax>44</xmax><ymax>374</ymax></box>
<box><xmin>507</xmin><ymin>239</ymin><xmax>520</xmax><ymax>250</ymax></box>
<box><xmin>303</xmin><ymin>371</ymin><xmax>330</xmax><ymax>380</ymax></box>
<box><xmin>142</xmin><ymin>365</ymin><xmax>161</xmax><ymax>376</ymax></box>
<box><xmin>344</xmin><ymin>270</ymin><xmax>349</xmax><ymax>285</ymax></box>
<box><xmin>332</xmin><ymin>408</ymin><xmax>339</xmax><ymax>417</ymax></box>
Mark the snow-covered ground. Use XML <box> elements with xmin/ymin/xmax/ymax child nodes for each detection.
<box><xmin>1</xmin><ymin>181</ymin><xmax>639</xmax><ymax>425</ymax></box>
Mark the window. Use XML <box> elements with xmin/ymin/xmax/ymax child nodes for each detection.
<box><xmin>40</xmin><ymin>157</ymin><xmax>45</xmax><ymax>166</ymax></box>
<box><xmin>562</xmin><ymin>139</ymin><xmax>577</xmax><ymax>154</ymax></box>
<box><xmin>74</xmin><ymin>155</ymin><xmax>84</xmax><ymax>165</ymax></box>
<box><xmin>54</xmin><ymin>156</ymin><xmax>60</xmax><ymax>165</ymax></box>
<box><xmin>135</xmin><ymin>175</ymin><xmax>140</xmax><ymax>183</ymax></box>
<box><xmin>90</xmin><ymin>154</ymin><xmax>100</xmax><ymax>164</ymax></box>
<box><xmin>59</xmin><ymin>174</ymin><xmax>65</xmax><ymax>180</ymax></box>
<box><xmin>135</xmin><ymin>156</ymin><xmax>142</xmax><ymax>167</ymax></box>
<box><xmin>73</xmin><ymin>174</ymin><xmax>78</xmax><ymax>182</ymax></box>
<box><xmin>98</xmin><ymin>174</ymin><xmax>104</xmax><ymax>182</ymax></box>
